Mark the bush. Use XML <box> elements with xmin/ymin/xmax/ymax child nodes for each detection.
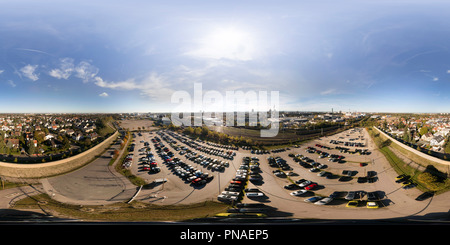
<box><xmin>380</xmin><ymin>139</ymin><xmax>392</xmax><ymax>148</ymax></box>
<box><xmin>417</xmin><ymin>172</ymin><xmax>442</xmax><ymax>191</ymax></box>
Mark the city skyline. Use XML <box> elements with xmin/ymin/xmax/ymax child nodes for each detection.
<box><xmin>1</xmin><ymin>0</ymin><xmax>450</xmax><ymax>113</ymax></box>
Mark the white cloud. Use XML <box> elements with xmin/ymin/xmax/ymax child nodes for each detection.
<box><xmin>94</xmin><ymin>76</ymin><xmax>139</xmax><ymax>90</ymax></box>
<box><xmin>0</xmin><ymin>70</ymin><xmax>4</xmax><ymax>74</ymax></box>
<box><xmin>49</xmin><ymin>57</ymin><xmax>75</xmax><ymax>79</ymax></box>
<box><xmin>99</xmin><ymin>92</ymin><xmax>109</xmax><ymax>97</ymax></box>
<box><xmin>7</xmin><ymin>80</ymin><xmax>16</xmax><ymax>88</ymax></box>
<box><xmin>20</xmin><ymin>64</ymin><xmax>39</xmax><ymax>81</ymax></box>
<box><xmin>139</xmin><ymin>72</ymin><xmax>175</xmax><ymax>100</ymax></box>
<box><xmin>75</xmin><ymin>61</ymin><xmax>99</xmax><ymax>82</ymax></box>
<box><xmin>93</xmin><ymin>72</ymin><xmax>175</xmax><ymax>102</ymax></box>
<box><xmin>320</xmin><ymin>88</ymin><xmax>336</xmax><ymax>95</ymax></box>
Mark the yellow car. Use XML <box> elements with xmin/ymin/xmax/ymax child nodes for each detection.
<box><xmin>215</xmin><ymin>213</ymin><xmax>267</xmax><ymax>218</ymax></box>
<box><xmin>346</xmin><ymin>200</ymin><xmax>359</xmax><ymax>208</ymax></box>
<box><xmin>366</xmin><ymin>201</ymin><xmax>379</xmax><ymax>209</ymax></box>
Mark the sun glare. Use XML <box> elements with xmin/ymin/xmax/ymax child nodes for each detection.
<box><xmin>189</xmin><ymin>26</ymin><xmax>257</xmax><ymax>61</ymax></box>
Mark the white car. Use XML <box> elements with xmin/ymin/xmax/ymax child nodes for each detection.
<box><xmin>246</xmin><ymin>191</ymin><xmax>264</xmax><ymax>197</ymax></box>
<box><xmin>314</xmin><ymin>197</ymin><xmax>333</xmax><ymax>205</ymax></box>
<box><xmin>299</xmin><ymin>180</ymin><xmax>312</xmax><ymax>187</ymax></box>
<box><xmin>290</xmin><ymin>190</ymin><xmax>308</xmax><ymax>196</ymax></box>
<box><xmin>221</xmin><ymin>191</ymin><xmax>240</xmax><ymax>196</ymax></box>
<box><xmin>217</xmin><ymin>194</ymin><xmax>238</xmax><ymax>202</ymax></box>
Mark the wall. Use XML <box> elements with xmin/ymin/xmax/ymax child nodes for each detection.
<box><xmin>373</xmin><ymin>126</ymin><xmax>450</xmax><ymax>175</ymax></box>
<box><xmin>0</xmin><ymin>131</ymin><xmax>119</xmax><ymax>179</ymax></box>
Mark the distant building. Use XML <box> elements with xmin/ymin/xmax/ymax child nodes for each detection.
<box><xmin>161</xmin><ymin>117</ymin><xmax>172</xmax><ymax>126</ymax></box>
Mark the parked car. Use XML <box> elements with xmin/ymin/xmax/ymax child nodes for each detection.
<box><xmin>314</xmin><ymin>197</ymin><xmax>333</xmax><ymax>205</ymax></box>
<box><xmin>415</xmin><ymin>192</ymin><xmax>434</xmax><ymax>201</ymax></box>
<box><xmin>346</xmin><ymin>200</ymin><xmax>359</xmax><ymax>208</ymax></box>
<box><xmin>395</xmin><ymin>174</ymin><xmax>410</xmax><ymax>183</ymax></box>
<box><xmin>290</xmin><ymin>190</ymin><xmax>308</xmax><ymax>196</ymax></box>
<box><xmin>304</xmin><ymin>196</ymin><xmax>323</xmax><ymax>203</ymax></box>
<box><xmin>299</xmin><ymin>180</ymin><xmax>312</xmax><ymax>187</ymax></box>
<box><xmin>284</xmin><ymin>183</ymin><xmax>300</xmax><ymax>190</ymax></box>
<box><xmin>366</xmin><ymin>201</ymin><xmax>379</xmax><ymax>209</ymax></box>
<box><xmin>246</xmin><ymin>192</ymin><xmax>264</xmax><ymax>197</ymax></box>
<box><xmin>367</xmin><ymin>192</ymin><xmax>379</xmax><ymax>201</ymax></box>
<box><xmin>304</xmin><ymin>183</ymin><xmax>317</xmax><ymax>190</ymax></box>
<box><xmin>345</xmin><ymin>191</ymin><xmax>356</xmax><ymax>200</ymax></box>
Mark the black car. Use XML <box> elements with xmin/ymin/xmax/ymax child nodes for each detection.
<box><xmin>284</xmin><ymin>183</ymin><xmax>300</xmax><ymax>190</ymax></box>
<box><xmin>367</xmin><ymin>171</ymin><xmax>377</xmax><ymax>177</ymax></box>
<box><xmin>295</xmin><ymin>179</ymin><xmax>307</xmax><ymax>184</ymax></box>
<box><xmin>395</xmin><ymin>175</ymin><xmax>410</xmax><ymax>183</ymax></box>
<box><xmin>415</xmin><ymin>192</ymin><xmax>434</xmax><ymax>201</ymax></box>
<box><xmin>367</xmin><ymin>191</ymin><xmax>379</xmax><ymax>201</ymax></box>
<box><xmin>357</xmin><ymin>177</ymin><xmax>367</xmax><ymax>183</ymax></box>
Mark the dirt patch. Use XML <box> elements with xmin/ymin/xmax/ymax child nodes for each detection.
<box><xmin>119</xmin><ymin>119</ymin><xmax>157</xmax><ymax>132</ymax></box>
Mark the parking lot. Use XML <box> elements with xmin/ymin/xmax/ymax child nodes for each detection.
<box><xmin>128</xmin><ymin>131</ymin><xmax>244</xmax><ymax>205</ymax></box>
<box><xmin>127</xmin><ymin>127</ymin><xmax>441</xmax><ymax>220</ymax></box>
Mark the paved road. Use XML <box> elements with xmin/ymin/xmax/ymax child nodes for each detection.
<box><xmin>41</xmin><ymin>140</ymin><xmax>137</xmax><ymax>205</ymax></box>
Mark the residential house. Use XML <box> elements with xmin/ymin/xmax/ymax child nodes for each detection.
<box><xmin>87</xmin><ymin>132</ymin><xmax>98</xmax><ymax>141</ymax></box>
<box><xmin>84</xmin><ymin>126</ymin><xmax>95</xmax><ymax>133</ymax></box>
<box><xmin>48</xmin><ymin>139</ymin><xmax>60</xmax><ymax>148</ymax></box>
<box><xmin>430</xmin><ymin>135</ymin><xmax>445</xmax><ymax>147</ymax></box>
<box><xmin>72</xmin><ymin>133</ymin><xmax>83</xmax><ymax>141</ymax></box>
<box><xmin>44</xmin><ymin>134</ymin><xmax>55</xmax><ymax>141</ymax></box>
<box><xmin>66</xmin><ymin>129</ymin><xmax>75</xmax><ymax>136</ymax></box>
<box><xmin>4</xmin><ymin>138</ymin><xmax>19</xmax><ymax>148</ymax></box>
<box><xmin>421</xmin><ymin>132</ymin><xmax>434</xmax><ymax>142</ymax></box>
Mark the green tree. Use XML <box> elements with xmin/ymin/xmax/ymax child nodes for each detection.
<box><xmin>403</xmin><ymin>128</ymin><xmax>410</xmax><ymax>142</ymax></box>
<box><xmin>194</xmin><ymin>127</ymin><xmax>202</xmax><ymax>136</ymax></box>
<box><xmin>27</xmin><ymin>141</ymin><xmax>36</xmax><ymax>155</ymax></box>
<box><xmin>419</xmin><ymin>127</ymin><xmax>428</xmax><ymax>136</ymax></box>
<box><xmin>34</xmin><ymin>130</ymin><xmax>45</xmax><ymax>144</ymax></box>
<box><xmin>444</xmin><ymin>138</ymin><xmax>450</xmax><ymax>154</ymax></box>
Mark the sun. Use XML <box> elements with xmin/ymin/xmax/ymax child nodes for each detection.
<box><xmin>188</xmin><ymin>26</ymin><xmax>257</xmax><ymax>61</ymax></box>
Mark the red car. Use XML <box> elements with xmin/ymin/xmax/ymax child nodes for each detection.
<box><xmin>305</xmin><ymin>183</ymin><xmax>317</xmax><ymax>190</ymax></box>
<box><xmin>192</xmin><ymin>178</ymin><xmax>206</xmax><ymax>186</ymax></box>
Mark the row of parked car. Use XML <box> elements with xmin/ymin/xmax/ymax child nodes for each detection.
<box><xmin>122</xmin><ymin>153</ymin><xmax>134</xmax><ymax>169</ymax></box>
<box><xmin>153</xmin><ymin>137</ymin><xmax>214</xmax><ymax>186</ymax></box>
<box><xmin>164</xmin><ymin>131</ymin><xmax>236</xmax><ymax>160</ymax></box>
<box><xmin>158</xmin><ymin>131</ymin><xmax>232</xmax><ymax>172</ymax></box>
<box><xmin>205</xmin><ymin>141</ymin><xmax>239</xmax><ymax>151</ymax></box>
<box><xmin>329</xmin><ymin>139</ymin><xmax>365</xmax><ymax>147</ymax></box>
<box><xmin>217</xmin><ymin>157</ymin><xmax>265</xmax><ymax>203</ymax></box>
<box><xmin>186</xmin><ymin>152</ymin><xmax>230</xmax><ymax>172</ymax></box>
<box><xmin>165</xmin><ymin>157</ymin><xmax>214</xmax><ymax>186</ymax></box>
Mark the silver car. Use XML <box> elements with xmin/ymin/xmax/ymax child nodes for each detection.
<box><xmin>345</xmin><ymin>191</ymin><xmax>356</xmax><ymax>200</ymax></box>
<box><xmin>314</xmin><ymin>197</ymin><xmax>333</xmax><ymax>205</ymax></box>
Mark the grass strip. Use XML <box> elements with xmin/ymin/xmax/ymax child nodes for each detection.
<box><xmin>13</xmin><ymin>193</ymin><xmax>229</xmax><ymax>222</ymax></box>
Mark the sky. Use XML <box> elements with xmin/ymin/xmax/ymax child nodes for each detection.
<box><xmin>1</xmin><ymin>0</ymin><xmax>450</xmax><ymax>113</ymax></box>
